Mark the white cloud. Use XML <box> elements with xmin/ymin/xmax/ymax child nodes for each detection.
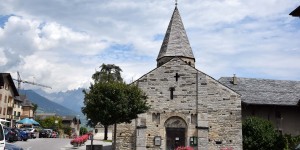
<box><xmin>0</xmin><ymin>0</ymin><xmax>299</xmax><ymax>92</ymax></box>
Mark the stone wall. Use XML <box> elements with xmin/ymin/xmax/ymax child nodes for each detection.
<box><xmin>116</xmin><ymin>58</ymin><xmax>242</xmax><ymax>150</ymax></box>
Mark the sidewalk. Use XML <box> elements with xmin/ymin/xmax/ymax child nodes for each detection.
<box><xmin>93</xmin><ymin>132</ymin><xmax>112</xmax><ymax>140</ymax></box>
<box><xmin>63</xmin><ymin>139</ymin><xmax>112</xmax><ymax>150</ymax></box>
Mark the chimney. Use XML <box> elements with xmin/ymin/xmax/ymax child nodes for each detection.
<box><xmin>232</xmin><ymin>74</ymin><xmax>237</xmax><ymax>85</ymax></box>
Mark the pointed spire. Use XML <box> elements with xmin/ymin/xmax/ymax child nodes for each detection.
<box><xmin>157</xmin><ymin>5</ymin><xmax>195</xmax><ymax>67</ymax></box>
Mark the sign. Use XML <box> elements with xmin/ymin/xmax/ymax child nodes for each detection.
<box><xmin>154</xmin><ymin>136</ymin><xmax>161</xmax><ymax>146</ymax></box>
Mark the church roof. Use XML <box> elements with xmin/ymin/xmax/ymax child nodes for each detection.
<box><xmin>290</xmin><ymin>5</ymin><xmax>300</xmax><ymax>17</ymax></box>
<box><xmin>157</xmin><ymin>6</ymin><xmax>194</xmax><ymax>61</ymax></box>
<box><xmin>219</xmin><ymin>77</ymin><xmax>300</xmax><ymax>106</ymax></box>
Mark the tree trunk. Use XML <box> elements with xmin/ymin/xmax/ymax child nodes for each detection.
<box><xmin>113</xmin><ymin>123</ymin><xmax>117</xmax><ymax>150</ymax></box>
<box><xmin>104</xmin><ymin>125</ymin><xmax>108</xmax><ymax>140</ymax></box>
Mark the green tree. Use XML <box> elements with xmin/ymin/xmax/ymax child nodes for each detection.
<box><xmin>38</xmin><ymin>116</ymin><xmax>62</xmax><ymax>130</ymax></box>
<box><xmin>92</xmin><ymin>64</ymin><xmax>123</xmax><ymax>83</ymax></box>
<box><xmin>82</xmin><ymin>64</ymin><xmax>150</xmax><ymax>142</ymax></box>
<box><xmin>79</xmin><ymin>126</ymin><xmax>88</xmax><ymax>136</ymax></box>
<box><xmin>243</xmin><ymin>117</ymin><xmax>279</xmax><ymax>150</ymax></box>
<box><xmin>62</xmin><ymin>125</ymin><xmax>72</xmax><ymax>137</ymax></box>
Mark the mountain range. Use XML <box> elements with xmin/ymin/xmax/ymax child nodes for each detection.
<box><xmin>34</xmin><ymin>88</ymin><xmax>85</xmax><ymax>114</ymax></box>
<box><xmin>20</xmin><ymin>89</ymin><xmax>87</xmax><ymax>124</ymax></box>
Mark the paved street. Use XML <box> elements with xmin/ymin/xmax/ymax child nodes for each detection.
<box><xmin>12</xmin><ymin>138</ymin><xmax>112</xmax><ymax>150</ymax></box>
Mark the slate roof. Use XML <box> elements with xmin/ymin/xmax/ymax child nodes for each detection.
<box><xmin>219</xmin><ymin>77</ymin><xmax>300</xmax><ymax>106</ymax></box>
<box><xmin>290</xmin><ymin>5</ymin><xmax>300</xmax><ymax>17</ymax></box>
<box><xmin>18</xmin><ymin>95</ymin><xmax>33</xmax><ymax>107</ymax></box>
<box><xmin>157</xmin><ymin>6</ymin><xmax>194</xmax><ymax>61</ymax></box>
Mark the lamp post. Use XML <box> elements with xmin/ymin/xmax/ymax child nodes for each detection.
<box><xmin>55</xmin><ymin>120</ymin><xmax>58</xmax><ymax>134</ymax></box>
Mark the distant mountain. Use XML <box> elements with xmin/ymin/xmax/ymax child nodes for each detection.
<box><xmin>19</xmin><ymin>90</ymin><xmax>81</xmax><ymax>116</ymax></box>
<box><xmin>34</xmin><ymin>88</ymin><xmax>85</xmax><ymax>114</ymax></box>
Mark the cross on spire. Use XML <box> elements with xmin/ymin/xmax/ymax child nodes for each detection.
<box><xmin>175</xmin><ymin>0</ymin><xmax>178</xmax><ymax>6</ymax></box>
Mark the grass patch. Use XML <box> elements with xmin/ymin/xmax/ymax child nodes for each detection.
<box><xmin>102</xmin><ymin>140</ymin><xmax>112</xmax><ymax>142</ymax></box>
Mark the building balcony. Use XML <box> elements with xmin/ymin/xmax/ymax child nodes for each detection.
<box><xmin>6</xmin><ymin>115</ymin><xmax>21</xmax><ymax>120</ymax></box>
<box><xmin>6</xmin><ymin>114</ymin><xmax>13</xmax><ymax>119</ymax></box>
<box><xmin>7</xmin><ymin>103</ymin><xmax>14</xmax><ymax>108</ymax></box>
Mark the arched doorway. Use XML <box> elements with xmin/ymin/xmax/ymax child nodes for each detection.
<box><xmin>164</xmin><ymin>116</ymin><xmax>187</xmax><ymax>150</ymax></box>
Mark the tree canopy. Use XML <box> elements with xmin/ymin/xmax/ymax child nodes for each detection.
<box><xmin>82</xmin><ymin>64</ymin><xmax>150</xmax><ymax>140</ymax></box>
<box><xmin>92</xmin><ymin>64</ymin><xmax>123</xmax><ymax>83</ymax></box>
<box><xmin>36</xmin><ymin>116</ymin><xmax>62</xmax><ymax>130</ymax></box>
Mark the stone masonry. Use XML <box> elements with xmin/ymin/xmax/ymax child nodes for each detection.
<box><xmin>116</xmin><ymin>58</ymin><xmax>242</xmax><ymax>150</ymax></box>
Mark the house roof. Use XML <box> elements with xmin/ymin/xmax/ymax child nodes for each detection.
<box><xmin>61</xmin><ymin>115</ymin><xmax>75</xmax><ymax>121</ymax></box>
<box><xmin>219</xmin><ymin>77</ymin><xmax>300</xmax><ymax>106</ymax></box>
<box><xmin>290</xmin><ymin>5</ymin><xmax>300</xmax><ymax>17</ymax></box>
<box><xmin>157</xmin><ymin>6</ymin><xmax>194</xmax><ymax>61</ymax></box>
<box><xmin>17</xmin><ymin>95</ymin><xmax>33</xmax><ymax>107</ymax></box>
<box><xmin>0</xmin><ymin>73</ymin><xmax>19</xmax><ymax>96</ymax></box>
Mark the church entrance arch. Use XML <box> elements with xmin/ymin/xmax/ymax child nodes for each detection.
<box><xmin>164</xmin><ymin>116</ymin><xmax>187</xmax><ymax>150</ymax></box>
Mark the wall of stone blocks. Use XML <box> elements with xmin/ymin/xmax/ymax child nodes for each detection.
<box><xmin>116</xmin><ymin>58</ymin><xmax>242</xmax><ymax>150</ymax></box>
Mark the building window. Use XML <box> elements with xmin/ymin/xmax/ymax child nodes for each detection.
<box><xmin>0</xmin><ymin>107</ymin><xmax>2</xmax><ymax>114</ymax></box>
<box><xmin>17</xmin><ymin>112</ymin><xmax>21</xmax><ymax>117</ymax></box>
<box><xmin>8</xmin><ymin>97</ymin><xmax>12</xmax><ymax>104</ymax></box>
<box><xmin>191</xmin><ymin>114</ymin><xmax>197</xmax><ymax>125</ymax></box>
<box><xmin>3</xmin><ymin>108</ymin><xmax>6</xmax><ymax>115</ymax></box>
<box><xmin>0</xmin><ymin>94</ymin><xmax>2</xmax><ymax>101</ymax></box>
<box><xmin>169</xmin><ymin>87</ymin><xmax>175</xmax><ymax>100</ymax></box>
<box><xmin>14</xmin><ymin>111</ymin><xmax>16</xmax><ymax>116</ymax></box>
<box><xmin>4</xmin><ymin>96</ymin><xmax>7</xmax><ymax>103</ymax></box>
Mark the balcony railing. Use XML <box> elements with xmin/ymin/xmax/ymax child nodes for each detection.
<box><xmin>7</xmin><ymin>103</ymin><xmax>14</xmax><ymax>108</ymax></box>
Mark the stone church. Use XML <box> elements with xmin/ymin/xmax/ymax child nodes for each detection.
<box><xmin>116</xmin><ymin>5</ymin><xmax>242</xmax><ymax>150</ymax></box>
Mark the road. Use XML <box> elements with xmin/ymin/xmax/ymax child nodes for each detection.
<box><xmin>11</xmin><ymin>138</ymin><xmax>112</xmax><ymax>150</ymax></box>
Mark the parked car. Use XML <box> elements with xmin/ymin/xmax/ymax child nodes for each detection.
<box><xmin>4</xmin><ymin>127</ymin><xmax>18</xmax><ymax>142</ymax></box>
<box><xmin>43</xmin><ymin>129</ymin><xmax>53</xmax><ymax>138</ymax></box>
<box><xmin>16</xmin><ymin>129</ymin><xmax>28</xmax><ymax>141</ymax></box>
<box><xmin>5</xmin><ymin>143</ymin><xmax>24</xmax><ymax>150</ymax></box>
<box><xmin>51</xmin><ymin>131</ymin><xmax>59</xmax><ymax>138</ymax></box>
<box><xmin>295</xmin><ymin>143</ymin><xmax>300</xmax><ymax>150</ymax></box>
<box><xmin>39</xmin><ymin>129</ymin><xmax>49</xmax><ymax>138</ymax></box>
<box><xmin>25</xmin><ymin>128</ymin><xmax>37</xmax><ymax>139</ymax></box>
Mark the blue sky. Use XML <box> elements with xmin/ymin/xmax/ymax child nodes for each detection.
<box><xmin>0</xmin><ymin>0</ymin><xmax>299</xmax><ymax>92</ymax></box>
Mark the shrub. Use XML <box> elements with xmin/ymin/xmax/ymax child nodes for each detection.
<box><xmin>243</xmin><ymin>117</ymin><xmax>278</xmax><ymax>150</ymax></box>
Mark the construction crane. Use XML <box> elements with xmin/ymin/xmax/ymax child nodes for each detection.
<box><xmin>13</xmin><ymin>71</ymin><xmax>52</xmax><ymax>90</ymax></box>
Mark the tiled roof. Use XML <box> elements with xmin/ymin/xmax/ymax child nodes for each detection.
<box><xmin>219</xmin><ymin>77</ymin><xmax>300</xmax><ymax>106</ymax></box>
<box><xmin>157</xmin><ymin>6</ymin><xmax>194</xmax><ymax>61</ymax></box>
